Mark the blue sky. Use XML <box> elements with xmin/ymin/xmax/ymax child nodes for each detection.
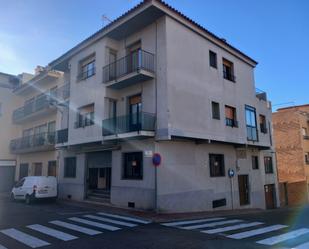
<box><xmin>0</xmin><ymin>0</ymin><xmax>308</xmax><ymax>108</ymax></box>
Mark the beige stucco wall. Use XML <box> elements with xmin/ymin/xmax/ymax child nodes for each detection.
<box><xmin>0</xmin><ymin>74</ymin><xmax>20</xmax><ymax>162</ymax></box>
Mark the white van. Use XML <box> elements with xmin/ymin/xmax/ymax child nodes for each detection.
<box><xmin>11</xmin><ymin>176</ymin><xmax>58</xmax><ymax>204</ymax></box>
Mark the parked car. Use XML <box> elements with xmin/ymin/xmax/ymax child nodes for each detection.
<box><xmin>11</xmin><ymin>176</ymin><xmax>58</xmax><ymax>204</ymax></box>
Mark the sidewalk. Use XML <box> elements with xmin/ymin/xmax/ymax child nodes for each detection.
<box><xmin>58</xmin><ymin>198</ymin><xmax>283</xmax><ymax>223</ymax></box>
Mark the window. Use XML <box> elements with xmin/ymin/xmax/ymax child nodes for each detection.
<box><xmin>252</xmin><ymin>156</ymin><xmax>259</xmax><ymax>170</ymax></box>
<box><xmin>211</xmin><ymin>102</ymin><xmax>220</xmax><ymax>120</ymax></box>
<box><xmin>78</xmin><ymin>55</ymin><xmax>96</xmax><ymax>80</ymax></box>
<box><xmin>305</xmin><ymin>153</ymin><xmax>309</xmax><ymax>165</ymax></box>
<box><xmin>209</xmin><ymin>154</ymin><xmax>225</xmax><ymax>177</ymax></box>
<box><xmin>223</xmin><ymin>58</ymin><xmax>235</xmax><ymax>82</ymax></box>
<box><xmin>48</xmin><ymin>161</ymin><xmax>57</xmax><ymax>176</ymax></box>
<box><xmin>225</xmin><ymin>105</ymin><xmax>238</xmax><ymax>127</ymax></box>
<box><xmin>245</xmin><ymin>105</ymin><xmax>258</xmax><ymax>141</ymax></box>
<box><xmin>75</xmin><ymin>104</ymin><xmax>95</xmax><ymax>128</ymax></box>
<box><xmin>302</xmin><ymin>128</ymin><xmax>309</xmax><ymax>139</ymax></box>
<box><xmin>33</xmin><ymin>163</ymin><xmax>43</xmax><ymax>176</ymax></box>
<box><xmin>259</xmin><ymin>115</ymin><xmax>267</xmax><ymax>133</ymax></box>
<box><xmin>264</xmin><ymin>157</ymin><xmax>273</xmax><ymax>174</ymax></box>
<box><xmin>123</xmin><ymin>152</ymin><xmax>143</xmax><ymax>180</ymax></box>
<box><xmin>64</xmin><ymin>157</ymin><xmax>76</xmax><ymax>178</ymax></box>
<box><xmin>209</xmin><ymin>50</ymin><xmax>217</xmax><ymax>68</ymax></box>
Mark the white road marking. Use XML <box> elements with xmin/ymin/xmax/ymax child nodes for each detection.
<box><xmin>84</xmin><ymin>215</ymin><xmax>137</xmax><ymax>227</ymax></box>
<box><xmin>162</xmin><ymin>217</ymin><xmax>226</xmax><ymax>227</ymax></box>
<box><xmin>183</xmin><ymin>219</ymin><xmax>243</xmax><ymax>230</ymax></box>
<box><xmin>0</xmin><ymin>245</ymin><xmax>8</xmax><ymax>249</ymax></box>
<box><xmin>50</xmin><ymin>220</ymin><xmax>102</xmax><ymax>235</ymax></box>
<box><xmin>1</xmin><ymin>228</ymin><xmax>50</xmax><ymax>248</ymax></box>
<box><xmin>202</xmin><ymin>222</ymin><xmax>263</xmax><ymax>234</ymax></box>
<box><xmin>293</xmin><ymin>241</ymin><xmax>309</xmax><ymax>249</ymax></box>
<box><xmin>97</xmin><ymin>212</ymin><xmax>151</xmax><ymax>224</ymax></box>
<box><xmin>27</xmin><ymin>224</ymin><xmax>78</xmax><ymax>241</ymax></box>
<box><xmin>227</xmin><ymin>224</ymin><xmax>288</xmax><ymax>239</ymax></box>
<box><xmin>256</xmin><ymin>228</ymin><xmax>309</xmax><ymax>246</ymax></box>
<box><xmin>68</xmin><ymin>217</ymin><xmax>121</xmax><ymax>231</ymax></box>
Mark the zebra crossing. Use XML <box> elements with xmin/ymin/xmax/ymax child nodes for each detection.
<box><xmin>162</xmin><ymin>217</ymin><xmax>309</xmax><ymax>248</ymax></box>
<box><xmin>0</xmin><ymin>212</ymin><xmax>151</xmax><ymax>248</ymax></box>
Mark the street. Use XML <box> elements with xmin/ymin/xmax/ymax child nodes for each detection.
<box><xmin>0</xmin><ymin>196</ymin><xmax>309</xmax><ymax>249</ymax></box>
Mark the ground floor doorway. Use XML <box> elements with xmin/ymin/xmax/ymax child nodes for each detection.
<box><xmin>86</xmin><ymin>151</ymin><xmax>112</xmax><ymax>202</ymax></box>
<box><xmin>238</xmin><ymin>175</ymin><xmax>250</xmax><ymax>206</ymax></box>
<box><xmin>265</xmin><ymin>184</ymin><xmax>276</xmax><ymax>209</ymax></box>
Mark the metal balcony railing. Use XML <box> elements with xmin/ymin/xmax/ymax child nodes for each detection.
<box><xmin>225</xmin><ymin>118</ymin><xmax>238</xmax><ymax>128</ymax></box>
<box><xmin>223</xmin><ymin>71</ymin><xmax>236</xmax><ymax>82</ymax></box>
<box><xmin>256</xmin><ymin>88</ymin><xmax>267</xmax><ymax>101</ymax></box>
<box><xmin>12</xmin><ymin>84</ymin><xmax>70</xmax><ymax>122</ymax></box>
<box><xmin>102</xmin><ymin>50</ymin><xmax>155</xmax><ymax>83</ymax></box>
<box><xmin>10</xmin><ymin>132</ymin><xmax>56</xmax><ymax>152</ymax></box>
<box><xmin>304</xmin><ymin>135</ymin><xmax>309</xmax><ymax>140</ymax></box>
<box><xmin>56</xmin><ymin>128</ymin><xmax>68</xmax><ymax>144</ymax></box>
<box><xmin>102</xmin><ymin>112</ymin><xmax>156</xmax><ymax>136</ymax></box>
<box><xmin>77</xmin><ymin>67</ymin><xmax>96</xmax><ymax>81</ymax></box>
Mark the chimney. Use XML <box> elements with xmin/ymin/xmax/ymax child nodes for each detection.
<box><xmin>35</xmin><ymin>65</ymin><xmax>45</xmax><ymax>75</ymax></box>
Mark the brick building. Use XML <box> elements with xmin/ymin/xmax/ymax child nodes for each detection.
<box><xmin>273</xmin><ymin>104</ymin><xmax>309</xmax><ymax>206</ymax></box>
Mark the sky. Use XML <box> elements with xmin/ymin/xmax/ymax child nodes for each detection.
<box><xmin>0</xmin><ymin>0</ymin><xmax>308</xmax><ymax>109</ymax></box>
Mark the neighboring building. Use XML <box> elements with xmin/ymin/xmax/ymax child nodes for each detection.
<box><xmin>46</xmin><ymin>0</ymin><xmax>278</xmax><ymax>212</ymax></box>
<box><xmin>0</xmin><ymin>72</ymin><xmax>20</xmax><ymax>192</ymax></box>
<box><xmin>9</xmin><ymin>66</ymin><xmax>70</xmax><ymax>181</ymax></box>
<box><xmin>273</xmin><ymin>105</ymin><xmax>309</xmax><ymax>206</ymax></box>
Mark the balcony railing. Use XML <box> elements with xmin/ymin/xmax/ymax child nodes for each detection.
<box><xmin>223</xmin><ymin>71</ymin><xmax>236</xmax><ymax>82</ymax></box>
<box><xmin>102</xmin><ymin>112</ymin><xmax>156</xmax><ymax>137</ymax></box>
<box><xmin>10</xmin><ymin>132</ymin><xmax>56</xmax><ymax>153</ymax></box>
<box><xmin>77</xmin><ymin>67</ymin><xmax>96</xmax><ymax>81</ymax></box>
<box><xmin>225</xmin><ymin>118</ymin><xmax>238</xmax><ymax>128</ymax></box>
<box><xmin>102</xmin><ymin>50</ymin><xmax>155</xmax><ymax>84</ymax></box>
<box><xmin>12</xmin><ymin>84</ymin><xmax>69</xmax><ymax>123</ymax></box>
<box><xmin>56</xmin><ymin>128</ymin><xmax>68</xmax><ymax>144</ymax></box>
<box><xmin>256</xmin><ymin>88</ymin><xmax>267</xmax><ymax>101</ymax></box>
<box><xmin>304</xmin><ymin>135</ymin><xmax>309</xmax><ymax>140</ymax></box>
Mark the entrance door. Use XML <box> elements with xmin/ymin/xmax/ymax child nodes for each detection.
<box><xmin>238</xmin><ymin>175</ymin><xmax>250</xmax><ymax>206</ymax></box>
<box><xmin>129</xmin><ymin>94</ymin><xmax>142</xmax><ymax>131</ymax></box>
<box><xmin>19</xmin><ymin>163</ymin><xmax>29</xmax><ymax>179</ymax></box>
<box><xmin>89</xmin><ymin>168</ymin><xmax>99</xmax><ymax>190</ymax></box>
<box><xmin>98</xmin><ymin>168</ymin><xmax>111</xmax><ymax>190</ymax></box>
<box><xmin>33</xmin><ymin>163</ymin><xmax>42</xmax><ymax>176</ymax></box>
<box><xmin>265</xmin><ymin>184</ymin><xmax>276</xmax><ymax>209</ymax></box>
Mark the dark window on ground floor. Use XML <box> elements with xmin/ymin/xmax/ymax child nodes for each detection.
<box><xmin>64</xmin><ymin>157</ymin><xmax>76</xmax><ymax>178</ymax></box>
<box><xmin>48</xmin><ymin>160</ymin><xmax>57</xmax><ymax>177</ymax></box>
<box><xmin>123</xmin><ymin>152</ymin><xmax>143</xmax><ymax>180</ymax></box>
<box><xmin>209</xmin><ymin>154</ymin><xmax>225</xmax><ymax>177</ymax></box>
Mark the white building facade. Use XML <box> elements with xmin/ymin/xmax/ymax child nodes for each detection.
<box><xmin>46</xmin><ymin>0</ymin><xmax>278</xmax><ymax>212</ymax></box>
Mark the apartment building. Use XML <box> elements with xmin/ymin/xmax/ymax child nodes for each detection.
<box><xmin>273</xmin><ymin>105</ymin><xmax>309</xmax><ymax>206</ymax></box>
<box><xmin>0</xmin><ymin>72</ymin><xmax>21</xmax><ymax>192</ymax></box>
<box><xmin>9</xmin><ymin>66</ymin><xmax>69</xmax><ymax>181</ymax></box>
<box><xmin>44</xmin><ymin>0</ymin><xmax>278</xmax><ymax>212</ymax></box>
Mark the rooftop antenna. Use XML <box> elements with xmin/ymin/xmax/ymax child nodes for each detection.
<box><xmin>101</xmin><ymin>14</ymin><xmax>112</xmax><ymax>27</ymax></box>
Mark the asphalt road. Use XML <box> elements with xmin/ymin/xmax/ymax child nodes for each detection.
<box><xmin>0</xmin><ymin>195</ymin><xmax>308</xmax><ymax>249</ymax></box>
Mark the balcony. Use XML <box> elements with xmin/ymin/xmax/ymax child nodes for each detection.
<box><xmin>223</xmin><ymin>71</ymin><xmax>236</xmax><ymax>82</ymax></box>
<box><xmin>56</xmin><ymin>128</ymin><xmax>68</xmax><ymax>144</ymax></box>
<box><xmin>225</xmin><ymin>118</ymin><xmax>239</xmax><ymax>128</ymax></box>
<box><xmin>102</xmin><ymin>112</ymin><xmax>156</xmax><ymax>140</ymax></box>
<box><xmin>10</xmin><ymin>132</ymin><xmax>56</xmax><ymax>154</ymax></box>
<box><xmin>102</xmin><ymin>50</ymin><xmax>155</xmax><ymax>89</ymax></box>
<box><xmin>12</xmin><ymin>84</ymin><xmax>69</xmax><ymax>124</ymax></box>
